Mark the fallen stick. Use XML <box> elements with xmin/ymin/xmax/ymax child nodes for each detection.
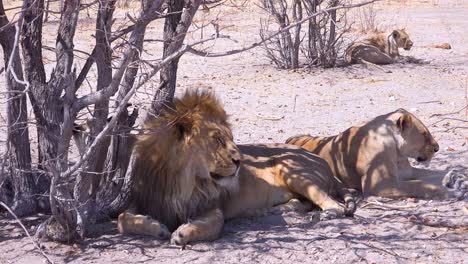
<box><xmin>256</xmin><ymin>113</ymin><xmax>284</xmax><ymax>121</ymax></box>
<box><xmin>361</xmin><ymin>199</ymin><xmax>423</xmax><ymax>210</ymax></box>
<box><xmin>0</xmin><ymin>202</ymin><xmax>54</xmax><ymax>264</ymax></box>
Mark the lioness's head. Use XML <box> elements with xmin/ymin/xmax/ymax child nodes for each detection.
<box><xmin>392</xmin><ymin>29</ymin><xmax>413</xmax><ymax>50</ymax></box>
<box><xmin>395</xmin><ymin>109</ymin><xmax>439</xmax><ymax>162</ymax></box>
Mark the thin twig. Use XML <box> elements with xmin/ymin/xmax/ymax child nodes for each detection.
<box><xmin>429</xmin><ymin>105</ymin><xmax>468</xmax><ymax>118</ymax></box>
<box><xmin>0</xmin><ymin>202</ymin><xmax>54</xmax><ymax>264</ymax></box>
<box><xmin>361</xmin><ymin>199</ymin><xmax>423</xmax><ymax>210</ymax></box>
<box><xmin>465</xmin><ymin>77</ymin><xmax>467</xmax><ymax>117</ymax></box>
<box><xmin>256</xmin><ymin>113</ymin><xmax>284</xmax><ymax>121</ymax></box>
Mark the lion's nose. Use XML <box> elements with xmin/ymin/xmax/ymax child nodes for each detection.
<box><xmin>433</xmin><ymin>144</ymin><xmax>439</xmax><ymax>153</ymax></box>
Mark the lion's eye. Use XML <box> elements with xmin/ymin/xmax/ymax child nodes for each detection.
<box><xmin>217</xmin><ymin>137</ymin><xmax>226</xmax><ymax>147</ymax></box>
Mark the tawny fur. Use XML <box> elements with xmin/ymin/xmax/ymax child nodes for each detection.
<box><xmin>132</xmin><ymin>91</ymin><xmax>233</xmax><ymax>231</ymax></box>
<box><xmin>345</xmin><ymin>29</ymin><xmax>413</xmax><ymax>65</ymax></box>
<box><xmin>119</xmin><ymin>90</ymin><xmax>356</xmax><ymax>246</ymax></box>
<box><xmin>286</xmin><ymin>109</ymin><xmax>467</xmax><ymax>199</ymax></box>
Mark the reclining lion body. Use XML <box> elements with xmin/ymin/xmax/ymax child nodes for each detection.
<box><xmin>118</xmin><ymin>91</ymin><xmax>355</xmax><ymax>245</ymax></box>
<box><xmin>222</xmin><ymin>144</ymin><xmax>352</xmax><ymax>220</ymax></box>
<box><xmin>286</xmin><ymin>109</ymin><xmax>463</xmax><ymax>199</ymax></box>
<box><xmin>346</xmin><ymin>29</ymin><xmax>413</xmax><ymax>65</ymax></box>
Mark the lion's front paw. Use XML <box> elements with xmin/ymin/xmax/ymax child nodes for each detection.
<box><xmin>344</xmin><ymin>198</ymin><xmax>356</xmax><ymax>217</ymax></box>
<box><xmin>170</xmin><ymin>224</ymin><xmax>192</xmax><ymax>246</ymax></box>
<box><xmin>443</xmin><ymin>170</ymin><xmax>468</xmax><ymax>198</ymax></box>
<box><xmin>443</xmin><ymin>170</ymin><xmax>468</xmax><ymax>189</ymax></box>
<box><xmin>319</xmin><ymin>209</ymin><xmax>342</xmax><ymax>221</ymax></box>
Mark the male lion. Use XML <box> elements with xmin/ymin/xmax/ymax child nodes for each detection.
<box><xmin>345</xmin><ymin>28</ymin><xmax>413</xmax><ymax>65</ymax></box>
<box><xmin>286</xmin><ymin>109</ymin><xmax>467</xmax><ymax>199</ymax></box>
<box><xmin>118</xmin><ymin>91</ymin><xmax>355</xmax><ymax>245</ymax></box>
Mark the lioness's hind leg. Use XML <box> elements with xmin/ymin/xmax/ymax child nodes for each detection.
<box><xmin>353</xmin><ymin>45</ymin><xmax>394</xmax><ymax>65</ymax></box>
<box><xmin>278</xmin><ymin>160</ymin><xmax>349</xmax><ymax>219</ymax></box>
<box><xmin>117</xmin><ymin>212</ymin><xmax>170</xmax><ymax>239</ymax></box>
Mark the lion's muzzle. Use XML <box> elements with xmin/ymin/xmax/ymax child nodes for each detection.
<box><xmin>404</xmin><ymin>40</ymin><xmax>413</xmax><ymax>50</ymax></box>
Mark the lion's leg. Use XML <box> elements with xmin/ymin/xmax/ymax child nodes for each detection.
<box><xmin>364</xmin><ymin>160</ymin><xmax>449</xmax><ymax>199</ymax></box>
<box><xmin>397</xmin><ymin>157</ymin><xmax>445</xmax><ymax>181</ymax></box>
<box><xmin>171</xmin><ymin>208</ymin><xmax>224</xmax><ymax>246</ymax></box>
<box><xmin>117</xmin><ymin>211</ymin><xmax>171</xmax><ymax>239</ymax></box>
<box><xmin>402</xmin><ymin>167</ymin><xmax>466</xmax><ymax>199</ymax></box>
<box><xmin>396</xmin><ymin>158</ymin><xmax>466</xmax><ymax>198</ymax></box>
<box><xmin>278</xmin><ymin>165</ymin><xmax>349</xmax><ymax>219</ymax></box>
<box><xmin>399</xmin><ymin>179</ymin><xmax>449</xmax><ymax>199</ymax></box>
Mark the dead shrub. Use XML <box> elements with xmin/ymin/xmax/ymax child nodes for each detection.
<box><xmin>260</xmin><ymin>0</ymin><xmax>353</xmax><ymax>69</ymax></box>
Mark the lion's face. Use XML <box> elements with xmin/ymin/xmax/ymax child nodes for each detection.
<box><xmin>392</xmin><ymin>29</ymin><xmax>413</xmax><ymax>50</ymax></box>
<box><xmin>396</xmin><ymin>110</ymin><xmax>439</xmax><ymax>162</ymax></box>
<box><xmin>190</xmin><ymin>121</ymin><xmax>242</xmax><ymax>190</ymax></box>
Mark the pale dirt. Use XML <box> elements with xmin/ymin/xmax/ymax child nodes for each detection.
<box><xmin>1</xmin><ymin>0</ymin><xmax>468</xmax><ymax>263</ymax></box>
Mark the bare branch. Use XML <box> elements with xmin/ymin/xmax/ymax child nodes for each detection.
<box><xmin>188</xmin><ymin>0</ymin><xmax>379</xmax><ymax>57</ymax></box>
<box><xmin>73</xmin><ymin>0</ymin><xmax>166</xmax><ymax>110</ymax></box>
<box><xmin>74</xmin><ymin>1</ymin><xmax>167</xmax><ymax>91</ymax></box>
<box><xmin>62</xmin><ymin>36</ymin><xmax>215</xmax><ymax>179</ymax></box>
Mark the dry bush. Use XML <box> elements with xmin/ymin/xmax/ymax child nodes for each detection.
<box><xmin>355</xmin><ymin>2</ymin><xmax>380</xmax><ymax>33</ymax></box>
<box><xmin>260</xmin><ymin>0</ymin><xmax>303</xmax><ymax>69</ymax></box>
<box><xmin>302</xmin><ymin>0</ymin><xmax>352</xmax><ymax>67</ymax></box>
<box><xmin>260</xmin><ymin>0</ymin><xmax>353</xmax><ymax>69</ymax></box>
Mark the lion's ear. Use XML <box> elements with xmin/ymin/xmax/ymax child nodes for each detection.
<box><xmin>397</xmin><ymin>113</ymin><xmax>412</xmax><ymax>132</ymax></box>
<box><xmin>175</xmin><ymin>121</ymin><xmax>193</xmax><ymax>141</ymax></box>
<box><xmin>392</xmin><ymin>30</ymin><xmax>400</xmax><ymax>38</ymax></box>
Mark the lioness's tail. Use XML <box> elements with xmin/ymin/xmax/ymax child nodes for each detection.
<box><xmin>285</xmin><ymin>134</ymin><xmax>327</xmax><ymax>154</ymax></box>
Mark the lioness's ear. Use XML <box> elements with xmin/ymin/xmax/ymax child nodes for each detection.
<box><xmin>397</xmin><ymin>113</ymin><xmax>412</xmax><ymax>132</ymax></box>
<box><xmin>392</xmin><ymin>30</ymin><xmax>400</xmax><ymax>38</ymax></box>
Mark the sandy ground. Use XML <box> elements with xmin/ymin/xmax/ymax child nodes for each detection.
<box><xmin>1</xmin><ymin>0</ymin><xmax>468</xmax><ymax>263</ymax></box>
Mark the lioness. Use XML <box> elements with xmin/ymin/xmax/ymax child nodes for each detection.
<box><xmin>346</xmin><ymin>29</ymin><xmax>413</xmax><ymax>65</ymax></box>
<box><xmin>118</xmin><ymin>91</ymin><xmax>355</xmax><ymax>245</ymax></box>
<box><xmin>286</xmin><ymin>109</ymin><xmax>467</xmax><ymax>199</ymax></box>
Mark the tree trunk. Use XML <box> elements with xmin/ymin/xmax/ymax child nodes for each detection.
<box><xmin>0</xmin><ymin>0</ymin><xmax>36</xmax><ymax>216</ymax></box>
<box><xmin>326</xmin><ymin>0</ymin><xmax>338</xmax><ymax>67</ymax></box>
<box><xmin>21</xmin><ymin>0</ymin><xmax>81</xmax><ymax>241</ymax></box>
<box><xmin>20</xmin><ymin>0</ymin><xmax>49</xmax><ymax>170</ymax></box>
<box><xmin>73</xmin><ymin>0</ymin><xmax>115</xmax><ymax>236</ymax></box>
<box><xmin>151</xmin><ymin>0</ymin><xmax>202</xmax><ymax>115</ymax></box>
<box><xmin>96</xmin><ymin>0</ymin><xmax>154</xmax><ymax>220</ymax></box>
<box><xmin>98</xmin><ymin>0</ymin><xmax>201</xmax><ymax>219</ymax></box>
<box><xmin>291</xmin><ymin>0</ymin><xmax>302</xmax><ymax>68</ymax></box>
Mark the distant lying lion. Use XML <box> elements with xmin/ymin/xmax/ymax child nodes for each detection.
<box><xmin>117</xmin><ymin>90</ymin><xmax>355</xmax><ymax>246</ymax></box>
<box><xmin>286</xmin><ymin>109</ymin><xmax>467</xmax><ymax>199</ymax></box>
<box><xmin>346</xmin><ymin>29</ymin><xmax>413</xmax><ymax>65</ymax></box>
